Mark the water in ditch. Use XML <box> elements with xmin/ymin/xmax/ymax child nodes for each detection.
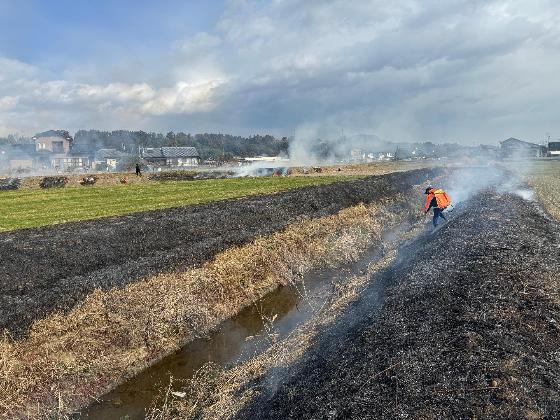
<box><xmin>81</xmin><ymin>244</ymin><xmax>390</xmax><ymax>419</ymax></box>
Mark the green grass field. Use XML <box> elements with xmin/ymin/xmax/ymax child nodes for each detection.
<box><xmin>0</xmin><ymin>176</ymin><xmax>351</xmax><ymax>231</ymax></box>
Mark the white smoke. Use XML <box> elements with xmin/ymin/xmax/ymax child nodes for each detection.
<box><xmin>288</xmin><ymin>122</ymin><xmax>395</xmax><ymax>165</ymax></box>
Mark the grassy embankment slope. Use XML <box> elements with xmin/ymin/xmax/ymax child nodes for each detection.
<box><xmin>0</xmin><ymin>176</ymin><xmax>351</xmax><ymax>231</ymax></box>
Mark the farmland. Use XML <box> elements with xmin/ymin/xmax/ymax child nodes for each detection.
<box><xmin>0</xmin><ymin>168</ymin><xmax>444</xmax><ymax>418</ymax></box>
<box><xmin>2</xmin><ymin>162</ymin><xmax>560</xmax><ymax>419</ymax></box>
<box><xmin>0</xmin><ymin>176</ymin><xmax>348</xmax><ymax>231</ymax></box>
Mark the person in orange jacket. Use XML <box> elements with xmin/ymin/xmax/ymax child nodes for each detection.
<box><xmin>424</xmin><ymin>187</ymin><xmax>451</xmax><ymax>228</ymax></box>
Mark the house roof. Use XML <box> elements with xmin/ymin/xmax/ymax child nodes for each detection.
<box><xmin>95</xmin><ymin>148</ymin><xmax>130</xmax><ymax>159</ymax></box>
<box><xmin>500</xmin><ymin>138</ymin><xmax>540</xmax><ymax>148</ymax></box>
<box><xmin>33</xmin><ymin>130</ymin><xmax>73</xmax><ymax>141</ymax></box>
<box><xmin>142</xmin><ymin>147</ymin><xmax>200</xmax><ymax>159</ymax></box>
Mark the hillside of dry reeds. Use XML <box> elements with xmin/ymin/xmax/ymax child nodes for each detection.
<box><xmin>0</xmin><ymin>190</ymin><xmax>424</xmax><ymax>417</ymax></box>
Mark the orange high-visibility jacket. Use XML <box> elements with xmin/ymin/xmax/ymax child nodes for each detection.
<box><xmin>424</xmin><ymin>189</ymin><xmax>451</xmax><ymax>210</ymax></box>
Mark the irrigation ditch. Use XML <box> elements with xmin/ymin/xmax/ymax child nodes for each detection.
<box><xmin>0</xmin><ymin>168</ymin><xmax>447</xmax><ymax>418</ymax></box>
<box><xmin>82</xmin><ymin>235</ymin><xmax>394</xmax><ymax>419</ymax></box>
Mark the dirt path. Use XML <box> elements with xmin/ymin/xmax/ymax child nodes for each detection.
<box><xmin>0</xmin><ymin>169</ymin><xmax>442</xmax><ymax>337</ymax></box>
<box><xmin>236</xmin><ymin>192</ymin><xmax>560</xmax><ymax>419</ymax></box>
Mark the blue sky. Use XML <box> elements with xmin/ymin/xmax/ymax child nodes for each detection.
<box><xmin>0</xmin><ymin>0</ymin><xmax>224</xmax><ymax>78</ymax></box>
<box><xmin>1</xmin><ymin>0</ymin><xmax>560</xmax><ymax>144</ymax></box>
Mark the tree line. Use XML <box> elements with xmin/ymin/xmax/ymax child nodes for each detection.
<box><xmin>72</xmin><ymin>130</ymin><xmax>290</xmax><ymax>160</ymax></box>
<box><xmin>1</xmin><ymin>130</ymin><xmax>500</xmax><ymax>161</ymax></box>
<box><xmin>0</xmin><ymin>131</ymin><xmax>290</xmax><ymax>160</ymax></box>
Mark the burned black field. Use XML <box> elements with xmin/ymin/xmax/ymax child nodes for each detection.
<box><xmin>0</xmin><ymin>168</ymin><xmax>442</xmax><ymax>337</ymax></box>
<box><xmin>237</xmin><ymin>192</ymin><xmax>560</xmax><ymax>419</ymax></box>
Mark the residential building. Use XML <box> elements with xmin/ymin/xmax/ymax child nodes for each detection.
<box><xmin>500</xmin><ymin>138</ymin><xmax>547</xmax><ymax>158</ymax></box>
<box><xmin>32</xmin><ymin>130</ymin><xmax>89</xmax><ymax>169</ymax></box>
<box><xmin>548</xmin><ymin>141</ymin><xmax>560</xmax><ymax>157</ymax></box>
<box><xmin>94</xmin><ymin>149</ymin><xmax>131</xmax><ymax>171</ymax></box>
<box><xmin>141</xmin><ymin>147</ymin><xmax>200</xmax><ymax>167</ymax></box>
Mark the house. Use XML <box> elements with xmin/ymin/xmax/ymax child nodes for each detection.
<box><xmin>33</xmin><ymin>130</ymin><xmax>72</xmax><ymax>168</ymax></box>
<box><xmin>548</xmin><ymin>141</ymin><xmax>560</xmax><ymax>157</ymax></box>
<box><xmin>141</xmin><ymin>147</ymin><xmax>200</xmax><ymax>167</ymax></box>
<box><xmin>500</xmin><ymin>138</ymin><xmax>546</xmax><ymax>158</ymax></box>
<box><xmin>34</xmin><ymin>130</ymin><xmax>72</xmax><ymax>153</ymax></box>
<box><xmin>94</xmin><ymin>149</ymin><xmax>131</xmax><ymax>171</ymax></box>
<box><xmin>32</xmin><ymin>130</ymin><xmax>89</xmax><ymax>169</ymax></box>
<box><xmin>350</xmin><ymin>148</ymin><xmax>365</xmax><ymax>162</ymax></box>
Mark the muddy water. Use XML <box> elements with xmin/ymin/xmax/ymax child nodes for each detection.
<box><xmin>81</xmin><ymin>247</ymin><xmax>385</xmax><ymax>419</ymax></box>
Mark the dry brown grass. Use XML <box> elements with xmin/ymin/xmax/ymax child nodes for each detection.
<box><xmin>0</xmin><ymin>195</ymin><xmax>417</xmax><ymax>418</ymax></box>
<box><xmin>507</xmin><ymin>160</ymin><xmax>560</xmax><ymax>222</ymax></box>
<box><xmin>17</xmin><ymin>172</ymin><xmax>152</xmax><ymax>189</ymax></box>
<box><xmin>291</xmin><ymin>160</ymin><xmax>444</xmax><ymax>177</ymax></box>
<box><xmin>527</xmin><ymin>175</ymin><xmax>560</xmax><ymax>221</ymax></box>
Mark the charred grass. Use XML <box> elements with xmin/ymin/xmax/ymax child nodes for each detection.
<box><xmin>0</xmin><ymin>194</ymin><xmax>419</xmax><ymax>418</ymax></box>
<box><xmin>149</xmin><ymin>188</ymin><xmax>560</xmax><ymax>420</ymax></box>
<box><xmin>232</xmin><ymin>193</ymin><xmax>560</xmax><ymax>419</ymax></box>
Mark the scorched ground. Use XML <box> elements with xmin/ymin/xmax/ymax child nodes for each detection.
<box><xmin>237</xmin><ymin>191</ymin><xmax>560</xmax><ymax>419</ymax></box>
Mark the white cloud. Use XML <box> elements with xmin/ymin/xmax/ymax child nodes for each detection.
<box><xmin>141</xmin><ymin>79</ymin><xmax>227</xmax><ymax>115</ymax></box>
<box><xmin>0</xmin><ymin>57</ymin><xmax>37</xmax><ymax>82</ymax></box>
<box><xmin>0</xmin><ymin>73</ymin><xmax>227</xmax><ymax>136</ymax></box>
<box><xmin>0</xmin><ymin>96</ymin><xmax>18</xmax><ymax>111</ymax></box>
<box><xmin>2</xmin><ymin>0</ymin><xmax>560</xmax><ymax>142</ymax></box>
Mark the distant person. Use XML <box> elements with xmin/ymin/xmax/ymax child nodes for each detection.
<box><xmin>424</xmin><ymin>187</ymin><xmax>451</xmax><ymax>228</ymax></box>
<box><xmin>135</xmin><ymin>163</ymin><xmax>142</xmax><ymax>177</ymax></box>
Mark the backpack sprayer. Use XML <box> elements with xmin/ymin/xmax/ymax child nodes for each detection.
<box><xmin>424</xmin><ymin>187</ymin><xmax>452</xmax><ymax>211</ymax></box>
